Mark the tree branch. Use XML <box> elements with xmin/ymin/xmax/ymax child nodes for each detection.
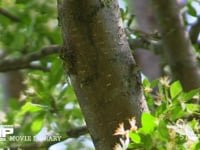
<box><xmin>0</xmin><ymin>45</ymin><xmax>61</xmax><ymax>72</ymax></box>
<box><xmin>66</xmin><ymin>126</ymin><xmax>88</xmax><ymax>138</ymax></box>
<box><xmin>0</xmin><ymin>7</ymin><xmax>21</xmax><ymax>22</ymax></box>
<box><xmin>151</xmin><ymin>0</ymin><xmax>200</xmax><ymax>91</ymax></box>
<box><xmin>128</xmin><ymin>37</ymin><xmax>162</xmax><ymax>54</ymax></box>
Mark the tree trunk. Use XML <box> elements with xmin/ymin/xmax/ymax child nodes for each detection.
<box><xmin>57</xmin><ymin>0</ymin><xmax>148</xmax><ymax>149</ymax></box>
<box><xmin>152</xmin><ymin>0</ymin><xmax>200</xmax><ymax>91</ymax></box>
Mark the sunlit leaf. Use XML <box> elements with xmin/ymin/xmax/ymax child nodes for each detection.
<box><xmin>140</xmin><ymin>112</ymin><xmax>156</xmax><ymax>134</ymax></box>
<box><xmin>18</xmin><ymin>102</ymin><xmax>48</xmax><ymax>116</ymax></box>
<box><xmin>185</xmin><ymin>104</ymin><xmax>199</xmax><ymax>112</ymax></box>
<box><xmin>170</xmin><ymin>105</ymin><xmax>185</xmax><ymax>120</ymax></box>
<box><xmin>170</xmin><ymin>81</ymin><xmax>182</xmax><ymax>99</ymax></box>
<box><xmin>31</xmin><ymin>116</ymin><xmax>44</xmax><ymax>133</ymax></box>
<box><xmin>157</xmin><ymin>120</ymin><xmax>169</xmax><ymax>141</ymax></box>
<box><xmin>181</xmin><ymin>88</ymin><xmax>199</xmax><ymax>102</ymax></box>
<box><xmin>129</xmin><ymin>132</ymin><xmax>141</xmax><ymax>144</ymax></box>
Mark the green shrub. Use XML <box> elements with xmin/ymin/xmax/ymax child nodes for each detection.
<box><xmin>114</xmin><ymin>77</ymin><xmax>200</xmax><ymax>150</ymax></box>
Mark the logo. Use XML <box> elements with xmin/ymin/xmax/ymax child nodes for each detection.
<box><xmin>0</xmin><ymin>125</ymin><xmax>62</xmax><ymax>142</ymax></box>
<box><xmin>0</xmin><ymin>125</ymin><xmax>14</xmax><ymax>141</ymax></box>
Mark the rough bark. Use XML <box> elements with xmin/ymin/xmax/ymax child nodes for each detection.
<box><xmin>152</xmin><ymin>0</ymin><xmax>200</xmax><ymax>91</ymax></box>
<box><xmin>57</xmin><ymin>0</ymin><xmax>148</xmax><ymax>149</ymax></box>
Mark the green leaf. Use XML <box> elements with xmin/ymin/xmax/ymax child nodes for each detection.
<box><xmin>31</xmin><ymin>77</ymin><xmax>45</xmax><ymax>93</ymax></box>
<box><xmin>58</xmin><ymin>84</ymin><xmax>68</xmax><ymax>100</ymax></box>
<box><xmin>142</xmin><ymin>78</ymin><xmax>150</xmax><ymax>88</ymax></box>
<box><xmin>190</xmin><ymin>119</ymin><xmax>198</xmax><ymax>129</ymax></box>
<box><xmin>187</xmin><ymin>3</ymin><xmax>197</xmax><ymax>17</ymax></box>
<box><xmin>157</xmin><ymin>120</ymin><xmax>169</xmax><ymax>141</ymax></box>
<box><xmin>170</xmin><ymin>105</ymin><xmax>185</xmax><ymax>120</ymax></box>
<box><xmin>129</xmin><ymin>132</ymin><xmax>141</xmax><ymax>144</ymax></box>
<box><xmin>186</xmin><ymin>104</ymin><xmax>199</xmax><ymax>112</ymax></box>
<box><xmin>66</xmin><ymin>86</ymin><xmax>77</xmax><ymax>101</ymax></box>
<box><xmin>49</xmin><ymin>58</ymin><xmax>63</xmax><ymax>88</ymax></box>
<box><xmin>181</xmin><ymin>88</ymin><xmax>199</xmax><ymax>102</ymax></box>
<box><xmin>141</xmin><ymin>134</ymin><xmax>153</xmax><ymax>150</ymax></box>
<box><xmin>194</xmin><ymin>142</ymin><xmax>200</xmax><ymax>149</ymax></box>
<box><xmin>140</xmin><ymin>112</ymin><xmax>156</xmax><ymax>134</ymax></box>
<box><xmin>155</xmin><ymin>104</ymin><xmax>167</xmax><ymax>117</ymax></box>
<box><xmin>18</xmin><ymin>102</ymin><xmax>48</xmax><ymax>116</ymax></box>
<box><xmin>150</xmin><ymin>79</ymin><xmax>159</xmax><ymax>89</ymax></box>
<box><xmin>127</xmin><ymin>15</ymin><xmax>134</xmax><ymax>27</ymax></box>
<box><xmin>31</xmin><ymin>116</ymin><xmax>44</xmax><ymax>133</ymax></box>
<box><xmin>170</xmin><ymin>81</ymin><xmax>182</xmax><ymax>99</ymax></box>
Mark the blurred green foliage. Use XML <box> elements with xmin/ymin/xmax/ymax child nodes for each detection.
<box><xmin>0</xmin><ymin>0</ymin><xmax>89</xmax><ymax>149</ymax></box>
<box><xmin>115</xmin><ymin>78</ymin><xmax>200</xmax><ymax>150</ymax></box>
<box><xmin>0</xmin><ymin>0</ymin><xmax>200</xmax><ymax>150</ymax></box>
<box><xmin>133</xmin><ymin>78</ymin><xmax>200</xmax><ymax>150</ymax></box>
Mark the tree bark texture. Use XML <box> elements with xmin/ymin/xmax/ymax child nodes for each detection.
<box><xmin>151</xmin><ymin>0</ymin><xmax>200</xmax><ymax>91</ymax></box>
<box><xmin>57</xmin><ymin>0</ymin><xmax>149</xmax><ymax>149</ymax></box>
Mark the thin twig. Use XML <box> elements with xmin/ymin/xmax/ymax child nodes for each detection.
<box><xmin>0</xmin><ymin>7</ymin><xmax>21</xmax><ymax>22</ymax></box>
<box><xmin>66</xmin><ymin>126</ymin><xmax>88</xmax><ymax>138</ymax></box>
<box><xmin>128</xmin><ymin>38</ymin><xmax>162</xmax><ymax>54</ymax></box>
<box><xmin>0</xmin><ymin>45</ymin><xmax>61</xmax><ymax>72</ymax></box>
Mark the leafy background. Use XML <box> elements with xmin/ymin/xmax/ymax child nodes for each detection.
<box><xmin>0</xmin><ymin>0</ymin><xmax>200</xmax><ymax>149</ymax></box>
